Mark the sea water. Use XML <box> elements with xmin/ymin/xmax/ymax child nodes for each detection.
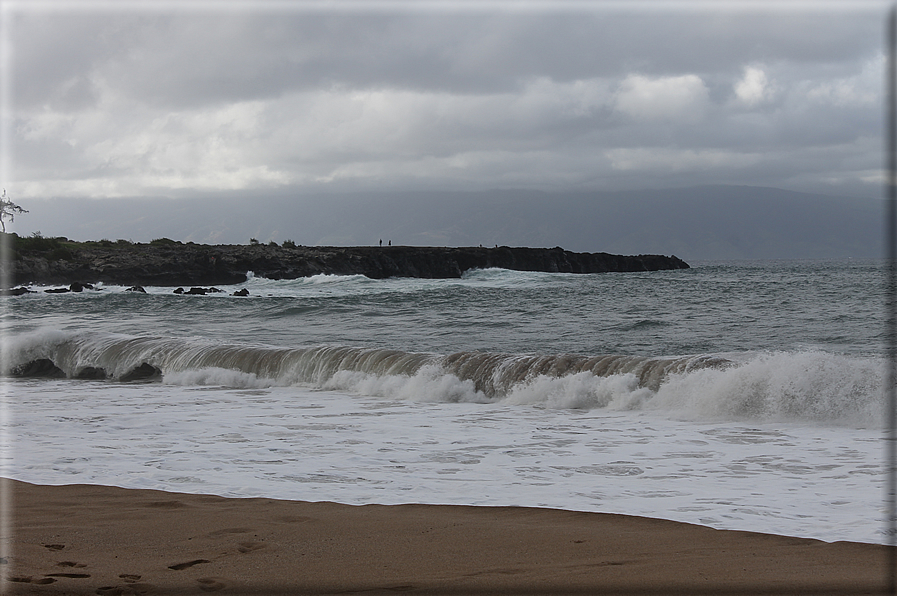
<box><xmin>0</xmin><ymin>259</ymin><xmax>886</xmax><ymax>543</ymax></box>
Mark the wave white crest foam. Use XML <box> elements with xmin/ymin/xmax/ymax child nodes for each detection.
<box><xmin>319</xmin><ymin>351</ymin><xmax>882</xmax><ymax>427</ymax></box>
<box><xmin>163</xmin><ymin>367</ymin><xmax>274</xmax><ymax>389</ymax></box>
<box><xmin>3</xmin><ymin>330</ymin><xmax>882</xmax><ymax>426</ymax></box>
<box><xmin>301</xmin><ymin>273</ymin><xmax>369</xmax><ymax>285</ymax></box>
<box><xmin>503</xmin><ymin>371</ymin><xmax>653</xmax><ymax>410</ymax></box>
<box><xmin>3</xmin><ymin>328</ymin><xmax>72</xmax><ymax>364</ymax></box>
<box><xmin>646</xmin><ymin>351</ymin><xmax>882</xmax><ymax>425</ymax></box>
<box><xmin>323</xmin><ymin>365</ymin><xmax>487</xmax><ymax>404</ymax></box>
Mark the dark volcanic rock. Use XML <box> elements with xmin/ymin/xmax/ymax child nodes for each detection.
<box><xmin>1</xmin><ymin>287</ymin><xmax>33</xmax><ymax>296</ymax></box>
<box><xmin>70</xmin><ymin>282</ymin><xmax>94</xmax><ymax>292</ymax></box>
<box><xmin>180</xmin><ymin>286</ymin><xmax>223</xmax><ymax>295</ymax></box>
<box><xmin>9</xmin><ymin>243</ymin><xmax>689</xmax><ymax>287</ymax></box>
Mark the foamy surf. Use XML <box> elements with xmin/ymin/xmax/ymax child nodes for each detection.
<box><xmin>3</xmin><ymin>329</ymin><xmax>881</xmax><ymax>426</ymax></box>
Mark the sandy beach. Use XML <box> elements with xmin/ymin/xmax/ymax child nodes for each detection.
<box><xmin>0</xmin><ymin>478</ymin><xmax>888</xmax><ymax>595</ymax></box>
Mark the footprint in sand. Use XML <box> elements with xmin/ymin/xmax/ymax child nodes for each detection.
<box><xmin>207</xmin><ymin>527</ymin><xmax>254</xmax><ymax>537</ymax></box>
<box><xmin>119</xmin><ymin>573</ymin><xmax>142</xmax><ymax>582</ymax></box>
<box><xmin>237</xmin><ymin>540</ymin><xmax>266</xmax><ymax>553</ymax></box>
<box><xmin>96</xmin><ymin>582</ymin><xmax>155</xmax><ymax>595</ymax></box>
<box><xmin>168</xmin><ymin>559</ymin><xmax>210</xmax><ymax>570</ymax></box>
<box><xmin>197</xmin><ymin>577</ymin><xmax>227</xmax><ymax>592</ymax></box>
<box><xmin>8</xmin><ymin>576</ymin><xmax>56</xmax><ymax>584</ymax></box>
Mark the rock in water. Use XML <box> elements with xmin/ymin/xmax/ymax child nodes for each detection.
<box><xmin>1</xmin><ymin>287</ymin><xmax>33</xmax><ymax>296</ymax></box>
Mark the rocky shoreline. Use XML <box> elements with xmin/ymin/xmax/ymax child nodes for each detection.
<box><xmin>7</xmin><ymin>241</ymin><xmax>689</xmax><ymax>288</ymax></box>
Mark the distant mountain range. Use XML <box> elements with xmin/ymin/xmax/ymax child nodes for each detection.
<box><xmin>19</xmin><ymin>185</ymin><xmax>883</xmax><ymax>261</ymax></box>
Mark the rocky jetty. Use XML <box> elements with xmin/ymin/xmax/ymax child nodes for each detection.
<box><xmin>8</xmin><ymin>240</ymin><xmax>689</xmax><ymax>287</ymax></box>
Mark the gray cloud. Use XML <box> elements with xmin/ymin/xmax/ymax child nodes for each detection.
<box><xmin>4</xmin><ymin>4</ymin><xmax>889</xmax><ymax>207</ymax></box>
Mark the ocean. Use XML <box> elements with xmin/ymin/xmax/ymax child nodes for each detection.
<box><xmin>0</xmin><ymin>258</ymin><xmax>886</xmax><ymax>543</ymax></box>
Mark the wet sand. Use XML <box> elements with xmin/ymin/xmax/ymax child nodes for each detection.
<box><xmin>2</xmin><ymin>478</ymin><xmax>888</xmax><ymax>595</ymax></box>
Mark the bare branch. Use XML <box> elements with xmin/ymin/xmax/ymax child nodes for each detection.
<box><xmin>0</xmin><ymin>189</ymin><xmax>28</xmax><ymax>233</ymax></box>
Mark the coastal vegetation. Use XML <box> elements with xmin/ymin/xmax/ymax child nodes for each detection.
<box><xmin>4</xmin><ymin>232</ymin><xmax>134</xmax><ymax>261</ymax></box>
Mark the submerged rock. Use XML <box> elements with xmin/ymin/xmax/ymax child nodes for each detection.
<box><xmin>69</xmin><ymin>282</ymin><xmax>94</xmax><ymax>292</ymax></box>
<box><xmin>182</xmin><ymin>286</ymin><xmax>222</xmax><ymax>295</ymax></box>
<box><xmin>1</xmin><ymin>287</ymin><xmax>34</xmax><ymax>296</ymax></box>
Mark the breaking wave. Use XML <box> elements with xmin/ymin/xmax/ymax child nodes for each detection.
<box><xmin>3</xmin><ymin>329</ymin><xmax>882</xmax><ymax>426</ymax></box>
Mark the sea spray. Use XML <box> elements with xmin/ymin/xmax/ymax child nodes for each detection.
<box><xmin>645</xmin><ymin>350</ymin><xmax>882</xmax><ymax>425</ymax></box>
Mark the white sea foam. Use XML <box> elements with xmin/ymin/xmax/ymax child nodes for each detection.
<box><xmin>164</xmin><ymin>367</ymin><xmax>274</xmax><ymax>388</ymax></box>
<box><xmin>503</xmin><ymin>371</ymin><xmax>653</xmax><ymax>410</ymax></box>
<box><xmin>4</xmin><ymin>379</ymin><xmax>884</xmax><ymax>544</ymax></box>
<box><xmin>324</xmin><ymin>351</ymin><xmax>882</xmax><ymax>426</ymax></box>
<box><xmin>324</xmin><ymin>365</ymin><xmax>487</xmax><ymax>403</ymax></box>
<box><xmin>646</xmin><ymin>351</ymin><xmax>882</xmax><ymax>426</ymax></box>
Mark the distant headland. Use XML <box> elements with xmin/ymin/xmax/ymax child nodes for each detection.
<box><xmin>3</xmin><ymin>235</ymin><xmax>689</xmax><ymax>288</ymax></box>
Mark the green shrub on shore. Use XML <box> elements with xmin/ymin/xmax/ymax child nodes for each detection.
<box><xmin>17</xmin><ymin>232</ymin><xmax>64</xmax><ymax>252</ymax></box>
<box><xmin>1</xmin><ymin>232</ymin><xmax>76</xmax><ymax>260</ymax></box>
<box><xmin>150</xmin><ymin>237</ymin><xmax>181</xmax><ymax>246</ymax></box>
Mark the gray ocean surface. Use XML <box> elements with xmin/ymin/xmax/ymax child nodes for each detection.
<box><xmin>7</xmin><ymin>258</ymin><xmax>882</xmax><ymax>355</ymax></box>
<box><xmin>1</xmin><ymin>258</ymin><xmax>888</xmax><ymax>543</ymax></box>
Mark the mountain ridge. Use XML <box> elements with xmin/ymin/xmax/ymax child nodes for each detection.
<box><xmin>13</xmin><ymin>185</ymin><xmax>882</xmax><ymax>260</ymax></box>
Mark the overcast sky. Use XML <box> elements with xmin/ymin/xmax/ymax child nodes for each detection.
<box><xmin>2</xmin><ymin>1</ymin><xmax>890</xmax><ymax>212</ymax></box>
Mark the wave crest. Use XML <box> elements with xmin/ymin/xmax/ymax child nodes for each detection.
<box><xmin>3</xmin><ymin>330</ymin><xmax>881</xmax><ymax>426</ymax></box>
